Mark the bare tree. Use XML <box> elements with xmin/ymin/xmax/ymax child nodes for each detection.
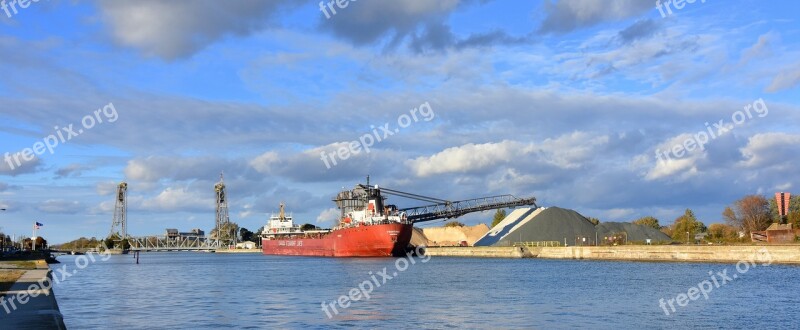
<box><xmin>723</xmin><ymin>195</ymin><xmax>772</xmax><ymax>233</ymax></box>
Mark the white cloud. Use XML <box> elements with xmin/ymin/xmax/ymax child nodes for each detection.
<box><xmin>141</xmin><ymin>186</ymin><xmax>214</xmax><ymax>212</ymax></box>
<box><xmin>643</xmin><ymin>133</ymin><xmax>706</xmax><ymax>181</ymax></box>
<box><xmin>96</xmin><ymin>0</ymin><xmax>304</xmax><ymax>60</ymax></box>
<box><xmin>739</xmin><ymin>133</ymin><xmax>800</xmax><ymax>169</ymax></box>
<box><xmin>406</xmin><ymin>132</ymin><xmax>609</xmax><ymax>177</ymax></box>
<box><xmin>316</xmin><ymin>208</ymin><xmax>339</xmax><ymax>225</ymax></box>
<box><xmin>539</xmin><ymin>0</ymin><xmax>652</xmax><ymax>34</ymax></box>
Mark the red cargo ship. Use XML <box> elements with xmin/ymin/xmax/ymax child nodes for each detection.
<box><xmin>261</xmin><ymin>183</ymin><xmax>413</xmax><ymax>257</ymax></box>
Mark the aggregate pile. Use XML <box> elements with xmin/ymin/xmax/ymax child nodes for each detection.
<box><xmin>474</xmin><ymin>206</ymin><xmax>673</xmax><ymax>246</ymax></box>
<box><xmin>595</xmin><ymin>222</ymin><xmax>671</xmax><ymax>243</ymax></box>
<box><xmin>475</xmin><ymin>207</ymin><xmax>597</xmax><ymax>246</ymax></box>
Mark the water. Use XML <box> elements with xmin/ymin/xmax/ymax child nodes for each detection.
<box><xmin>51</xmin><ymin>253</ymin><xmax>800</xmax><ymax>329</ymax></box>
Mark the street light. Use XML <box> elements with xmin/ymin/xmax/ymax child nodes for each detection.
<box><xmin>686</xmin><ymin>231</ymin><xmax>690</xmax><ymax>244</ymax></box>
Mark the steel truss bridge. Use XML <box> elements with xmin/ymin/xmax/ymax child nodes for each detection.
<box><xmin>127</xmin><ymin>236</ymin><xmax>225</xmax><ymax>251</ymax></box>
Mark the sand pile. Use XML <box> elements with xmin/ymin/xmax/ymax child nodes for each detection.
<box><xmin>422</xmin><ymin>224</ymin><xmax>489</xmax><ymax>246</ymax></box>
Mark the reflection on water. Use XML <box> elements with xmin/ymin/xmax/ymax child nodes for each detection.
<box><xmin>53</xmin><ymin>253</ymin><xmax>800</xmax><ymax>329</ymax></box>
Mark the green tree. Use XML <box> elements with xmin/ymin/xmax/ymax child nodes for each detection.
<box><xmin>633</xmin><ymin>216</ymin><xmax>660</xmax><ymax>230</ymax></box>
<box><xmin>239</xmin><ymin>227</ymin><xmax>255</xmax><ymax>242</ymax></box>
<box><xmin>671</xmin><ymin>209</ymin><xmax>705</xmax><ymax>243</ymax></box>
<box><xmin>707</xmin><ymin>223</ymin><xmax>739</xmax><ymax>242</ymax></box>
<box><xmin>491</xmin><ymin>209</ymin><xmax>507</xmax><ymax>228</ymax></box>
<box><xmin>300</xmin><ymin>223</ymin><xmax>319</xmax><ymax>231</ymax></box>
<box><xmin>211</xmin><ymin>222</ymin><xmax>239</xmax><ymax>242</ymax></box>
<box><xmin>586</xmin><ymin>217</ymin><xmax>600</xmax><ymax>226</ymax></box>
<box><xmin>444</xmin><ymin>221</ymin><xmax>465</xmax><ymax>227</ymax></box>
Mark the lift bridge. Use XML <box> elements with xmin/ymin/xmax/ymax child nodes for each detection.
<box><xmin>109</xmin><ymin>174</ymin><xmax>235</xmax><ymax>252</ymax></box>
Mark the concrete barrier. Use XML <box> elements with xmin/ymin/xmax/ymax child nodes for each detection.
<box><xmin>426</xmin><ymin>245</ymin><xmax>800</xmax><ymax>264</ymax></box>
<box><xmin>0</xmin><ymin>260</ymin><xmax>67</xmax><ymax>329</ymax></box>
<box><xmin>426</xmin><ymin>246</ymin><xmax>535</xmax><ymax>258</ymax></box>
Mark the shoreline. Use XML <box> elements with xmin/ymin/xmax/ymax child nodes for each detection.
<box><xmin>425</xmin><ymin>245</ymin><xmax>800</xmax><ymax>264</ymax></box>
<box><xmin>215</xmin><ymin>249</ymin><xmax>261</xmax><ymax>254</ymax></box>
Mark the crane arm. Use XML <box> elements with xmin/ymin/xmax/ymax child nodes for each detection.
<box><xmin>399</xmin><ymin>195</ymin><xmax>537</xmax><ymax>223</ymax></box>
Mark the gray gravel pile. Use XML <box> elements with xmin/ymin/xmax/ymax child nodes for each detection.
<box><xmin>491</xmin><ymin>207</ymin><xmax>597</xmax><ymax>246</ymax></box>
<box><xmin>595</xmin><ymin>222</ymin><xmax>672</xmax><ymax>243</ymax></box>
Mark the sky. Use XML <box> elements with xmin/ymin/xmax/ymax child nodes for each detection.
<box><xmin>1</xmin><ymin>0</ymin><xmax>799</xmax><ymax>244</ymax></box>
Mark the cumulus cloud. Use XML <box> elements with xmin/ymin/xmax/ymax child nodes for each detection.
<box><xmin>739</xmin><ymin>133</ymin><xmax>800</xmax><ymax>169</ymax></box>
<box><xmin>141</xmin><ymin>186</ymin><xmax>214</xmax><ymax>212</ymax></box>
<box><xmin>96</xmin><ymin>0</ymin><xmax>305</xmax><ymax>60</ymax></box>
<box><xmin>642</xmin><ymin>133</ymin><xmax>706</xmax><ymax>181</ymax></box>
<box><xmin>249</xmin><ymin>143</ymin><xmax>397</xmax><ymax>183</ymax></box>
<box><xmin>319</xmin><ymin>0</ymin><xmax>531</xmax><ymax>52</ymax></box>
<box><xmin>0</xmin><ymin>156</ymin><xmax>43</xmax><ymax>177</ymax></box>
<box><xmin>538</xmin><ymin>0</ymin><xmax>652</xmax><ymax>34</ymax></box>
<box><xmin>406</xmin><ymin>132</ymin><xmax>609</xmax><ymax>177</ymax></box>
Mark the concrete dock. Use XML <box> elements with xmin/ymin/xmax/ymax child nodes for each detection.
<box><xmin>0</xmin><ymin>260</ymin><xmax>66</xmax><ymax>329</ymax></box>
<box><xmin>426</xmin><ymin>245</ymin><xmax>800</xmax><ymax>264</ymax></box>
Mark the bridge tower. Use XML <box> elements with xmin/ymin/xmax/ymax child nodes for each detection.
<box><xmin>109</xmin><ymin>182</ymin><xmax>128</xmax><ymax>239</ymax></box>
<box><xmin>214</xmin><ymin>173</ymin><xmax>234</xmax><ymax>246</ymax></box>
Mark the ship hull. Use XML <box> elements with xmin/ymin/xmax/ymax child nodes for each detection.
<box><xmin>261</xmin><ymin>223</ymin><xmax>413</xmax><ymax>257</ymax></box>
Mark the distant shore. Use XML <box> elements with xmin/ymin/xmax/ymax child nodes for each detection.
<box><xmin>216</xmin><ymin>249</ymin><xmax>260</xmax><ymax>254</ymax></box>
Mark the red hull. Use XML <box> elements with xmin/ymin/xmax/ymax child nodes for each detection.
<box><xmin>262</xmin><ymin>223</ymin><xmax>413</xmax><ymax>257</ymax></box>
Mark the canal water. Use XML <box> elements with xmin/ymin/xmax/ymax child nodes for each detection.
<box><xmin>52</xmin><ymin>253</ymin><xmax>800</xmax><ymax>329</ymax></box>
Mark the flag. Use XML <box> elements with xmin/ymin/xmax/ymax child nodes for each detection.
<box><xmin>35</xmin><ymin>222</ymin><xmax>43</xmax><ymax>229</ymax></box>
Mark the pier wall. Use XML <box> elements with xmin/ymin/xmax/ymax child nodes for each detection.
<box><xmin>426</xmin><ymin>245</ymin><xmax>800</xmax><ymax>264</ymax></box>
<box><xmin>425</xmin><ymin>246</ymin><xmax>535</xmax><ymax>258</ymax></box>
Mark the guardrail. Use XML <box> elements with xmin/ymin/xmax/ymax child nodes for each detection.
<box><xmin>513</xmin><ymin>241</ymin><xmax>561</xmax><ymax>247</ymax></box>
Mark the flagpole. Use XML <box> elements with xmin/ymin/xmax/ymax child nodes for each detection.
<box><xmin>32</xmin><ymin>222</ymin><xmax>36</xmax><ymax>251</ymax></box>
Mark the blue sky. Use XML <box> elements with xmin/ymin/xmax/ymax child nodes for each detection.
<box><xmin>1</xmin><ymin>0</ymin><xmax>799</xmax><ymax>244</ymax></box>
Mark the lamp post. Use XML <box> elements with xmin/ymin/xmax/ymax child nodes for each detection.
<box><xmin>686</xmin><ymin>231</ymin><xmax>690</xmax><ymax>244</ymax></box>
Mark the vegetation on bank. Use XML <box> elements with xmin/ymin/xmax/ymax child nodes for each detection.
<box><xmin>0</xmin><ymin>269</ymin><xmax>25</xmax><ymax>292</ymax></box>
<box><xmin>51</xmin><ymin>237</ymin><xmax>103</xmax><ymax>251</ymax></box>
